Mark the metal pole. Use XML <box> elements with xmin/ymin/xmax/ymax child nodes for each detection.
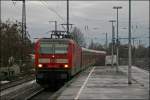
<box><xmin>0</xmin><ymin>0</ymin><xmax>2</xmax><ymax>67</ymax></box>
<box><xmin>112</xmin><ymin>23</ymin><xmax>114</xmax><ymax>67</ymax></box>
<box><xmin>21</xmin><ymin>0</ymin><xmax>26</xmax><ymax>65</ymax></box>
<box><xmin>139</xmin><ymin>40</ymin><xmax>141</xmax><ymax>46</ymax></box>
<box><xmin>24</xmin><ymin>0</ymin><xmax>26</xmax><ymax>43</ymax></box>
<box><xmin>67</xmin><ymin>0</ymin><xmax>69</xmax><ymax>34</ymax></box>
<box><xmin>53</xmin><ymin>21</ymin><xmax>57</xmax><ymax>35</ymax></box>
<box><xmin>55</xmin><ymin>21</ymin><xmax>57</xmax><ymax>33</ymax></box>
<box><xmin>149</xmin><ymin>0</ymin><xmax>150</xmax><ymax>72</ymax></box>
<box><xmin>128</xmin><ymin>0</ymin><xmax>132</xmax><ymax>84</ymax></box>
<box><xmin>113</xmin><ymin>6</ymin><xmax>122</xmax><ymax>72</ymax></box>
<box><xmin>112</xmin><ymin>25</ymin><xmax>115</xmax><ymax>67</ymax></box>
<box><xmin>22</xmin><ymin>0</ymin><xmax>26</xmax><ymax>43</ymax></box>
<box><xmin>22</xmin><ymin>0</ymin><xmax>24</xmax><ymax>42</ymax></box>
<box><xmin>109</xmin><ymin>20</ymin><xmax>116</xmax><ymax>68</ymax></box>
<box><xmin>105</xmin><ymin>32</ymin><xmax>108</xmax><ymax>50</ymax></box>
<box><xmin>0</xmin><ymin>0</ymin><xmax>1</xmax><ymax>25</ymax></box>
<box><xmin>132</xmin><ymin>38</ymin><xmax>135</xmax><ymax>65</ymax></box>
<box><xmin>49</xmin><ymin>21</ymin><xmax>57</xmax><ymax>33</ymax></box>
<box><xmin>116</xmin><ymin>9</ymin><xmax>119</xmax><ymax>72</ymax></box>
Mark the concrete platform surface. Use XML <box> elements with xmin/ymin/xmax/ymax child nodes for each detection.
<box><xmin>56</xmin><ymin>66</ymin><xmax>149</xmax><ymax>100</ymax></box>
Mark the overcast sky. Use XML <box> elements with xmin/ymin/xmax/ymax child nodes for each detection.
<box><xmin>1</xmin><ymin>1</ymin><xmax>149</xmax><ymax>47</ymax></box>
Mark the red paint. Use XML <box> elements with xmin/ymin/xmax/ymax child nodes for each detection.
<box><xmin>34</xmin><ymin>39</ymin><xmax>77</xmax><ymax>69</ymax></box>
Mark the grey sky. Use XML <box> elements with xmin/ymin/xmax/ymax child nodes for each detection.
<box><xmin>1</xmin><ymin>1</ymin><xmax>149</xmax><ymax>47</ymax></box>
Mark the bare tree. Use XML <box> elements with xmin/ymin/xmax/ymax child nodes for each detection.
<box><xmin>88</xmin><ymin>39</ymin><xmax>105</xmax><ymax>51</ymax></box>
<box><xmin>70</xmin><ymin>27</ymin><xmax>86</xmax><ymax>47</ymax></box>
<box><xmin>0</xmin><ymin>20</ymin><xmax>32</xmax><ymax>67</ymax></box>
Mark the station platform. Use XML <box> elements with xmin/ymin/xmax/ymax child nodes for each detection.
<box><xmin>56</xmin><ymin>66</ymin><xmax>149</xmax><ymax>100</ymax></box>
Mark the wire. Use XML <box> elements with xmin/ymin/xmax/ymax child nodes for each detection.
<box><xmin>39</xmin><ymin>0</ymin><xmax>64</xmax><ymax>21</ymax></box>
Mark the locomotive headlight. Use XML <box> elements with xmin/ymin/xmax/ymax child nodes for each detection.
<box><xmin>52</xmin><ymin>55</ymin><xmax>55</xmax><ymax>58</ymax></box>
<box><xmin>38</xmin><ymin>64</ymin><xmax>43</xmax><ymax>68</ymax></box>
<box><xmin>64</xmin><ymin>64</ymin><xmax>69</xmax><ymax>68</ymax></box>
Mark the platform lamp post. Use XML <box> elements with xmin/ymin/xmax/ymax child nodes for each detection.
<box><xmin>109</xmin><ymin>20</ymin><xmax>116</xmax><ymax>68</ymax></box>
<box><xmin>113</xmin><ymin>6</ymin><xmax>122</xmax><ymax>72</ymax></box>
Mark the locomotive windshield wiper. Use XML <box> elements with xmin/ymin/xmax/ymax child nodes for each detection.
<box><xmin>53</xmin><ymin>43</ymin><xmax>55</xmax><ymax>55</ymax></box>
<box><xmin>52</xmin><ymin>39</ymin><xmax>55</xmax><ymax>55</ymax></box>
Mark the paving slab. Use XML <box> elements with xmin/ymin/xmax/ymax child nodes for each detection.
<box><xmin>56</xmin><ymin>66</ymin><xmax>149</xmax><ymax>100</ymax></box>
<box><xmin>119</xmin><ymin>66</ymin><xmax>149</xmax><ymax>89</ymax></box>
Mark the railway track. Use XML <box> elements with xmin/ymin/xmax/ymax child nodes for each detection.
<box><xmin>25</xmin><ymin>88</ymin><xmax>44</xmax><ymax>100</ymax></box>
<box><xmin>26</xmin><ymin>89</ymin><xmax>54</xmax><ymax>100</ymax></box>
<box><xmin>0</xmin><ymin>76</ymin><xmax>68</xmax><ymax>100</ymax></box>
<box><xmin>0</xmin><ymin>74</ymin><xmax>35</xmax><ymax>91</ymax></box>
<box><xmin>0</xmin><ymin>67</ymin><xmax>92</xmax><ymax>100</ymax></box>
<box><xmin>27</xmin><ymin>68</ymin><xmax>92</xmax><ymax>100</ymax></box>
<box><xmin>25</xmin><ymin>81</ymin><xmax>70</xmax><ymax>100</ymax></box>
<box><xmin>0</xmin><ymin>80</ymin><xmax>41</xmax><ymax>100</ymax></box>
<box><xmin>8</xmin><ymin>85</ymin><xmax>43</xmax><ymax>100</ymax></box>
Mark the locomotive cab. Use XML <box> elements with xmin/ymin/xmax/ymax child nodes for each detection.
<box><xmin>35</xmin><ymin>38</ymin><xmax>74</xmax><ymax>86</ymax></box>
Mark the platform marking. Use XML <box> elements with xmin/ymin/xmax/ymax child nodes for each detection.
<box><xmin>74</xmin><ymin>67</ymin><xmax>95</xmax><ymax>100</ymax></box>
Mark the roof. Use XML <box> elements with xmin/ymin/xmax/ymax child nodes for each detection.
<box><xmin>38</xmin><ymin>38</ymin><xmax>74</xmax><ymax>44</ymax></box>
<box><xmin>82</xmin><ymin>47</ymin><xmax>106</xmax><ymax>54</ymax></box>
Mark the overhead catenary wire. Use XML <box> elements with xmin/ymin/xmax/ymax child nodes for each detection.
<box><xmin>39</xmin><ymin>0</ymin><xmax>65</xmax><ymax>22</ymax></box>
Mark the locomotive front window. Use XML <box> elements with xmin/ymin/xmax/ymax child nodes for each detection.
<box><xmin>39</xmin><ymin>42</ymin><xmax>68</xmax><ymax>54</ymax></box>
<box><xmin>54</xmin><ymin>44</ymin><xmax>68</xmax><ymax>54</ymax></box>
<box><xmin>40</xmin><ymin>44</ymin><xmax>53</xmax><ymax>54</ymax></box>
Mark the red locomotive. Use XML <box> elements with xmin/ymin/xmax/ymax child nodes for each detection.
<box><xmin>34</xmin><ymin>38</ymin><xmax>106</xmax><ymax>87</ymax></box>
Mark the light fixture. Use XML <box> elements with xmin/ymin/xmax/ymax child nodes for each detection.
<box><xmin>38</xmin><ymin>64</ymin><xmax>43</xmax><ymax>68</ymax></box>
<box><xmin>64</xmin><ymin>64</ymin><xmax>69</xmax><ymax>68</ymax></box>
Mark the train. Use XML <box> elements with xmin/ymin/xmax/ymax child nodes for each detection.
<box><xmin>34</xmin><ymin>38</ymin><xmax>106</xmax><ymax>87</ymax></box>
